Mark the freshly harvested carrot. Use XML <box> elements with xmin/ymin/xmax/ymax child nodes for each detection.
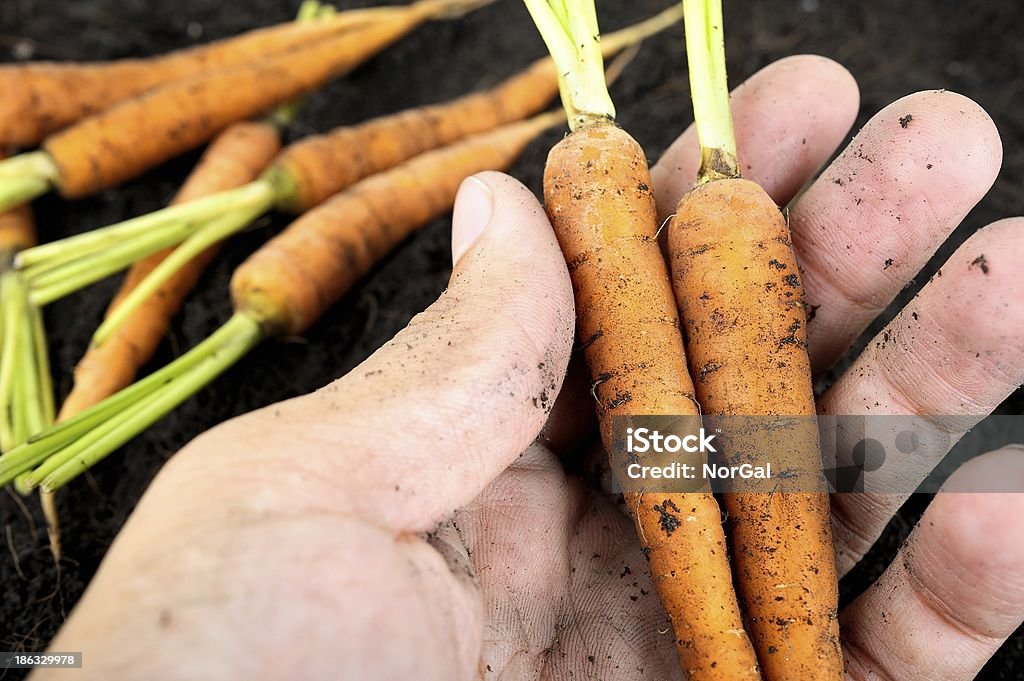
<box><xmin>0</xmin><ymin>3</ymin><xmax>403</xmax><ymax>148</ymax></box>
<box><xmin>58</xmin><ymin>121</ymin><xmax>283</xmax><ymax>421</ymax></box>
<box><xmin>12</xmin><ymin>8</ymin><xmax>680</xmax><ymax>329</ymax></box>
<box><xmin>0</xmin><ymin>111</ymin><xmax>563</xmax><ymax>493</ymax></box>
<box><xmin>0</xmin><ymin>0</ymin><xmax>494</xmax><ymax>211</ymax></box>
<box><xmin>266</xmin><ymin>6</ymin><xmax>681</xmax><ymax>213</ymax></box>
<box><xmin>667</xmin><ymin>2</ymin><xmax>841</xmax><ymax>679</ymax></box>
<box><xmin>524</xmin><ymin>2</ymin><xmax>759</xmax><ymax>679</ymax></box>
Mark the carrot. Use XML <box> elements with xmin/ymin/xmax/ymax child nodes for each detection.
<box><xmin>11</xmin><ymin>9</ymin><xmax>680</xmax><ymax>329</ymax></box>
<box><xmin>266</xmin><ymin>6</ymin><xmax>681</xmax><ymax>214</ymax></box>
<box><xmin>667</xmin><ymin>2</ymin><xmax>841</xmax><ymax>678</ymax></box>
<box><xmin>57</xmin><ymin>120</ymin><xmax>283</xmax><ymax>421</ymax></box>
<box><xmin>524</xmin><ymin>2</ymin><xmax>759</xmax><ymax>678</ymax></box>
<box><xmin>0</xmin><ymin>3</ymin><xmax>404</xmax><ymax>148</ymax></box>
<box><xmin>0</xmin><ymin>110</ymin><xmax>563</xmax><ymax>493</ymax></box>
<box><xmin>0</xmin><ymin>0</ymin><xmax>494</xmax><ymax>211</ymax></box>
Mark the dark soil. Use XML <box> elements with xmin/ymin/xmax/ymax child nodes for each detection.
<box><xmin>1</xmin><ymin>0</ymin><xmax>1022</xmax><ymax>678</ymax></box>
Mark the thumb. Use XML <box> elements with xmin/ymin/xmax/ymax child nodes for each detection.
<box><xmin>206</xmin><ymin>171</ymin><xmax>575</xmax><ymax>532</ymax></box>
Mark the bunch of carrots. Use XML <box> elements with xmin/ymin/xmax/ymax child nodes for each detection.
<box><xmin>0</xmin><ymin>0</ymin><xmax>846</xmax><ymax>677</ymax></box>
<box><xmin>524</xmin><ymin>0</ymin><xmax>842</xmax><ymax>679</ymax></box>
<box><xmin>0</xmin><ymin>0</ymin><xmax>678</xmax><ymax>523</ymax></box>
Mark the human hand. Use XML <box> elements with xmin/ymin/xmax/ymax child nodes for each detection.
<box><xmin>36</xmin><ymin>56</ymin><xmax>1024</xmax><ymax>680</ymax></box>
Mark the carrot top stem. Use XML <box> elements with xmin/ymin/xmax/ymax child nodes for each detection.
<box><xmin>0</xmin><ymin>313</ymin><xmax>261</xmax><ymax>491</ymax></box>
<box><xmin>90</xmin><ymin>202</ymin><xmax>268</xmax><ymax>346</ymax></box>
<box><xmin>0</xmin><ymin>153</ymin><xmax>59</xmax><ymax>213</ymax></box>
<box><xmin>0</xmin><ymin>273</ymin><xmax>25</xmax><ymax>452</ymax></box>
<box><xmin>683</xmin><ymin>0</ymin><xmax>739</xmax><ymax>183</ymax></box>
<box><xmin>0</xmin><ymin>270</ymin><xmax>52</xmax><ymax>479</ymax></box>
<box><xmin>523</xmin><ymin>0</ymin><xmax>614</xmax><ymax>130</ymax></box>
<box><xmin>14</xmin><ymin>180</ymin><xmax>276</xmax><ymax>276</ymax></box>
<box><xmin>33</xmin><ymin>315</ymin><xmax>260</xmax><ymax>492</ymax></box>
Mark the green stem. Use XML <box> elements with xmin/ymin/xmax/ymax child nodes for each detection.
<box><xmin>29</xmin><ymin>303</ymin><xmax>55</xmax><ymax>425</ymax></box>
<box><xmin>11</xmin><ymin>299</ymin><xmax>45</xmax><ymax>494</ymax></box>
<box><xmin>32</xmin><ymin>314</ymin><xmax>263</xmax><ymax>492</ymax></box>
<box><xmin>0</xmin><ymin>313</ymin><xmax>242</xmax><ymax>485</ymax></box>
<box><xmin>0</xmin><ymin>176</ymin><xmax>50</xmax><ymax>215</ymax></box>
<box><xmin>0</xmin><ymin>152</ymin><xmax>59</xmax><ymax>213</ymax></box>
<box><xmin>0</xmin><ymin>273</ymin><xmax>26</xmax><ymax>452</ymax></box>
<box><xmin>15</xmin><ymin>182</ymin><xmax>274</xmax><ymax>270</ymax></box>
<box><xmin>27</xmin><ymin>221</ymin><xmax>198</xmax><ymax>305</ymax></box>
<box><xmin>14</xmin><ymin>298</ymin><xmax>40</xmax><ymax>440</ymax></box>
<box><xmin>682</xmin><ymin>0</ymin><xmax>739</xmax><ymax>182</ymax></box>
<box><xmin>523</xmin><ymin>0</ymin><xmax>614</xmax><ymax>130</ymax></box>
<box><xmin>92</xmin><ymin>203</ymin><xmax>266</xmax><ymax>347</ymax></box>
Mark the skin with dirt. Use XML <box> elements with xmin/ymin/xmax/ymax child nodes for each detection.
<box><xmin>0</xmin><ymin>1</ymin><xmax>1021</xmax><ymax>677</ymax></box>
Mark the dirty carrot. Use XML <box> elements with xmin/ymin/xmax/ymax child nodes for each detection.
<box><xmin>14</xmin><ymin>8</ymin><xmax>680</xmax><ymax>330</ymax></box>
<box><xmin>524</xmin><ymin>2</ymin><xmax>759</xmax><ymax>679</ymax></box>
<box><xmin>668</xmin><ymin>1</ymin><xmax>842</xmax><ymax>679</ymax></box>
<box><xmin>0</xmin><ymin>111</ymin><xmax>562</xmax><ymax>493</ymax></box>
<box><xmin>0</xmin><ymin>0</ymin><xmax>494</xmax><ymax>212</ymax></box>
<box><xmin>0</xmin><ymin>3</ymin><xmax>402</xmax><ymax>148</ymax></box>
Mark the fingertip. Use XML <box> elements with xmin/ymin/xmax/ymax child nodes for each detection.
<box><xmin>451</xmin><ymin>175</ymin><xmax>494</xmax><ymax>267</ymax></box>
<box><xmin>450</xmin><ymin>170</ymin><xmax>574</xmax><ymax>328</ymax></box>
<box><xmin>887</xmin><ymin>89</ymin><xmax>1002</xmax><ymax>188</ymax></box>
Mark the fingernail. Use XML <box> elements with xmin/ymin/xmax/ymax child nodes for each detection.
<box><xmin>451</xmin><ymin>175</ymin><xmax>494</xmax><ymax>267</ymax></box>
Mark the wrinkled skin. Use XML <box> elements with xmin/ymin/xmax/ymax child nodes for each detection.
<box><xmin>36</xmin><ymin>57</ymin><xmax>1024</xmax><ymax>680</ymax></box>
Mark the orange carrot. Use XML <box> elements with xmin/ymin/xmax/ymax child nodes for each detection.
<box><xmin>523</xmin><ymin>1</ymin><xmax>759</xmax><ymax>678</ymax></box>
<box><xmin>233</xmin><ymin>111</ymin><xmax>564</xmax><ymax>337</ymax></box>
<box><xmin>266</xmin><ymin>6</ymin><xmax>681</xmax><ymax>213</ymax></box>
<box><xmin>0</xmin><ymin>111</ymin><xmax>563</xmax><ymax>493</ymax></box>
<box><xmin>0</xmin><ymin>4</ymin><xmax>399</xmax><ymax>148</ymax></box>
<box><xmin>671</xmin><ymin>180</ymin><xmax>841</xmax><ymax>680</ymax></box>
<box><xmin>58</xmin><ymin>121</ymin><xmax>282</xmax><ymax>421</ymax></box>
<box><xmin>545</xmin><ymin>123</ymin><xmax>761</xmax><ymax>680</ymax></box>
<box><xmin>667</xmin><ymin>2</ymin><xmax>841</xmax><ymax>678</ymax></box>
<box><xmin>0</xmin><ymin>0</ymin><xmax>493</xmax><ymax>210</ymax></box>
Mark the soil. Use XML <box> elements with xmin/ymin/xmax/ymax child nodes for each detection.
<box><xmin>1</xmin><ymin>0</ymin><xmax>1022</xmax><ymax>678</ymax></box>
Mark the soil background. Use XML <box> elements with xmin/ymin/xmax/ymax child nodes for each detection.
<box><xmin>1</xmin><ymin>0</ymin><xmax>1022</xmax><ymax>678</ymax></box>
